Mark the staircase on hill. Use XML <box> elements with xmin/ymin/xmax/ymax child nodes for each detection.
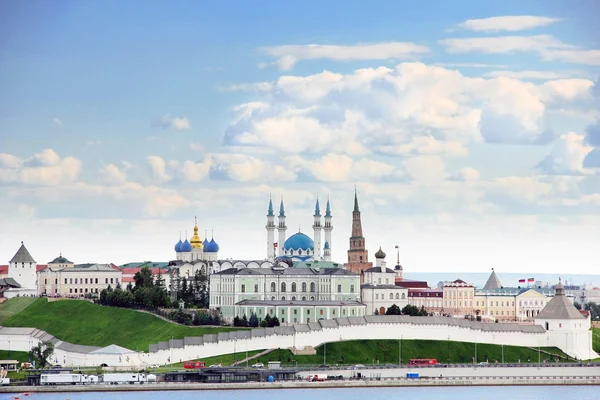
<box><xmin>231</xmin><ymin>348</ymin><xmax>274</xmax><ymax>366</ymax></box>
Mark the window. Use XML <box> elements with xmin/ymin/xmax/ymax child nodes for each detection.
<box><xmin>350</xmin><ymin>285</ymin><xmax>355</xmax><ymax>293</ymax></box>
<box><xmin>85</xmin><ymin>278</ymin><xmax>88</xmax><ymax>284</ymax></box>
<box><xmin>271</xmin><ymin>282</ymin><xmax>276</xmax><ymax>292</ymax></box>
<box><xmin>389</xmin><ymin>293</ymin><xmax>393</xmax><ymax>300</ymax></box>
<box><xmin>69</xmin><ymin>288</ymin><xmax>72</xmax><ymax>293</ymax></box>
<box><xmin>292</xmin><ymin>296</ymin><xmax>296</xmax><ymax>300</ymax></box>
<box><xmin>307</xmin><ymin>310</ymin><xmax>310</xmax><ymax>315</ymax></box>
<box><xmin>74</xmin><ymin>289</ymin><xmax>78</xmax><ymax>293</ymax></box>
<box><xmin>376</xmin><ymin>294</ymin><xmax>379</xmax><ymax>300</ymax></box>
<box><xmin>44</xmin><ymin>279</ymin><xmax>47</xmax><ymax>284</ymax></box>
<box><xmin>241</xmin><ymin>284</ymin><xmax>246</xmax><ymax>293</ymax></box>
<box><xmin>337</xmin><ymin>285</ymin><xmax>342</xmax><ymax>293</ymax></box>
<box><xmin>254</xmin><ymin>284</ymin><xmax>259</xmax><ymax>293</ymax></box>
<box><xmin>65</xmin><ymin>278</ymin><xmax>68</xmax><ymax>284</ymax></box>
<box><xmin>75</xmin><ymin>278</ymin><xmax>78</xmax><ymax>284</ymax></box>
<box><xmin>302</xmin><ymin>282</ymin><xmax>307</xmax><ymax>292</ymax></box>
<box><xmin>281</xmin><ymin>282</ymin><xmax>286</xmax><ymax>292</ymax></box>
<box><xmin>320</xmin><ymin>310</ymin><xmax>323</xmax><ymax>315</ymax></box>
<box><xmin>310</xmin><ymin>296</ymin><xmax>315</xmax><ymax>300</ymax></box>
<box><xmin>402</xmin><ymin>293</ymin><xmax>406</xmax><ymax>300</ymax></box>
<box><xmin>378</xmin><ymin>278</ymin><xmax>381</xmax><ymax>284</ymax></box>
<box><xmin>294</xmin><ymin>309</ymin><xmax>297</xmax><ymax>315</ymax></box>
<box><xmin>307</xmin><ymin>318</ymin><xmax>310</xmax><ymax>323</ymax></box>
<box><xmin>271</xmin><ymin>296</ymin><xmax>275</xmax><ymax>300</ymax></box>
<box><xmin>291</xmin><ymin>282</ymin><xmax>297</xmax><ymax>292</ymax></box>
<box><xmin>105</xmin><ymin>278</ymin><xmax>108</xmax><ymax>284</ymax></box>
<box><xmin>310</xmin><ymin>282</ymin><xmax>316</xmax><ymax>293</ymax></box>
<box><xmin>110</xmin><ymin>278</ymin><xmax>114</xmax><ymax>284</ymax></box>
<box><xmin>281</xmin><ymin>296</ymin><xmax>286</xmax><ymax>300</ymax></box>
<box><xmin>302</xmin><ymin>296</ymin><xmax>306</xmax><ymax>300</ymax></box>
<box><xmin>395</xmin><ymin>293</ymin><xmax>399</xmax><ymax>299</ymax></box>
<box><xmin>95</xmin><ymin>278</ymin><xmax>98</xmax><ymax>284</ymax></box>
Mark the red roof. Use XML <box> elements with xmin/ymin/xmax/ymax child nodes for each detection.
<box><xmin>122</xmin><ymin>276</ymin><xmax>135</xmax><ymax>283</ymax></box>
<box><xmin>396</xmin><ymin>279</ymin><xmax>429</xmax><ymax>289</ymax></box>
<box><xmin>0</xmin><ymin>265</ymin><xmax>7</xmax><ymax>275</ymax></box>
<box><xmin>580</xmin><ymin>310</ymin><xmax>590</xmax><ymax>318</ymax></box>
<box><xmin>37</xmin><ymin>265</ymin><xmax>48</xmax><ymax>272</ymax></box>
<box><xmin>121</xmin><ymin>268</ymin><xmax>168</xmax><ymax>276</ymax></box>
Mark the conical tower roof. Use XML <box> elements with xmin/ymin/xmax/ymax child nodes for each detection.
<box><xmin>10</xmin><ymin>242</ymin><xmax>36</xmax><ymax>264</ymax></box>
<box><xmin>482</xmin><ymin>269</ymin><xmax>502</xmax><ymax>290</ymax></box>
<box><xmin>537</xmin><ymin>280</ymin><xmax>584</xmax><ymax>320</ymax></box>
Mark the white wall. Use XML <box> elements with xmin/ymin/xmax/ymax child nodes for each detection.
<box><xmin>1</xmin><ymin>318</ymin><xmax>597</xmax><ymax>368</ymax></box>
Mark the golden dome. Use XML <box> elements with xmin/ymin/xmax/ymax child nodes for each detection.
<box><xmin>190</xmin><ymin>216</ymin><xmax>203</xmax><ymax>249</ymax></box>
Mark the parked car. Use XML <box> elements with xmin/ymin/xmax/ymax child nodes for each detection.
<box><xmin>252</xmin><ymin>363</ymin><xmax>265</xmax><ymax>369</ymax></box>
<box><xmin>209</xmin><ymin>364</ymin><xmax>222</xmax><ymax>368</ymax></box>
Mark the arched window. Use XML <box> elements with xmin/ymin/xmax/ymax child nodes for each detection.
<box><xmin>291</xmin><ymin>282</ymin><xmax>297</xmax><ymax>292</ymax></box>
<box><xmin>310</xmin><ymin>282</ymin><xmax>316</xmax><ymax>292</ymax></box>
<box><xmin>292</xmin><ymin>296</ymin><xmax>296</xmax><ymax>301</ymax></box>
<box><xmin>281</xmin><ymin>282</ymin><xmax>286</xmax><ymax>292</ymax></box>
<box><xmin>299</xmin><ymin>249</ymin><xmax>303</xmax><ymax>255</ymax></box>
<box><xmin>389</xmin><ymin>293</ymin><xmax>393</xmax><ymax>300</ymax></box>
<box><xmin>401</xmin><ymin>293</ymin><xmax>406</xmax><ymax>300</ymax></box>
<box><xmin>302</xmin><ymin>296</ymin><xmax>306</xmax><ymax>301</ymax></box>
<box><xmin>310</xmin><ymin>296</ymin><xmax>315</xmax><ymax>300</ymax></box>
<box><xmin>302</xmin><ymin>282</ymin><xmax>307</xmax><ymax>292</ymax></box>
<box><xmin>270</xmin><ymin>282</ymin><xmax>276</xmax><ymax>292</ymax></box>
<box><xmin>282</xmin><ymin>296</ymin><xmax>286</xmax><ymax>301</ymax></box>
<box><xmin>271</xmin><ymin>296</ymin><xmax>275</xmax><ymax>300</ymax></box>
<box><xmin>395</xmin><ymin>293</ymin><xmax>399</xmax><ymax>299</ymax></box>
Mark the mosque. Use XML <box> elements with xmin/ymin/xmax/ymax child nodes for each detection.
<box><xmin>266</xmin><ymin>196</ymin><xmax>333</xmax><ymax>263</ymax></box>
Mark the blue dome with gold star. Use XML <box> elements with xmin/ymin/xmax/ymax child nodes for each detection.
<box><xmin>283</xmin><ymin>232</ymin><xmax>314</xmax><ymax>251</ymax></box>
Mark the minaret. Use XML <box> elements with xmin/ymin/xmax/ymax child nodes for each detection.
<box><xmin>266</xmin><ymin>195</ymin><xmax>276</xmax><ymax>261</ymax></box>
<box><xmin>312</xmin><ymin>196</ymin><xmax>322</xmax><ymax>260</ymax></box>
<box><xmin>277</xmin><ymin>196</ymin><xmax>287</xmax><ymax>257</ymax></box>
<box><xmin>344</xmin><ymin>187</ymin><xmax>372</xmax><ymax>281</ymax></box>
<box><xmin>323</xmin><ymin>196</ymin><xmax>333</xmax><ymax>261</ymax></box>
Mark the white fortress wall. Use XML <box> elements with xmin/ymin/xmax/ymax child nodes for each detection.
<box><xmin>2</xmin><ymin>315</ymin><xmax>597</xmax><ymax>367</ymax></box>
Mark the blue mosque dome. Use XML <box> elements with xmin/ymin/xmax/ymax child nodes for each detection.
<box><xmin>180</xmin><ymin>239</ymin><xmax>193</xmax><ymax>252</ymax></box>
<box><xmin>174</xmin><ymin>239</ymin><xmax>183</xmax><ymax>253</ymax></box>
<box><xmin>283</xmin><ymin>232</ymin><xmax>314</xmax><ymax>251</ymax></box>
<box><xmin>203</xmin><ymin>238</ymin><xmax>210</xmax><ymax>247</ymax></box>
<box><xmin>205</xmin><ymin>238</ymin><xmax>220</xmax><ymax>253</ymax></box>
<box><xmin>324</xmin><ymin>241</ymin><xmax>330</xmax><ymax>250</ymax></box>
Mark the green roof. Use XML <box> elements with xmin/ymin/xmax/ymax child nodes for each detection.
<box><xmin>293</xmin><ymin>260</ymin><xmax>343</xmax><ymax>269</ymax></box>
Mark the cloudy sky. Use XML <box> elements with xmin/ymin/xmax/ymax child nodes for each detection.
<box><xmin>1</xmin><ymin>1</ymin><xmax>599</xmax><ymax>274</ymax></box>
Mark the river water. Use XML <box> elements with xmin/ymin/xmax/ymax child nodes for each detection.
<box><xmin>2</xmin><ymin>386</ymin><xmax>599</xmax><ymax>400</ymax></box>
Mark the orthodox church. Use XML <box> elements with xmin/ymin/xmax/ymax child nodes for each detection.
<box><xmin>173</xmin><ymin>217</ymin><xmax>220</xmax><ymax>262</ymax></box>
<box><xmin>265</xmin><ymin>196</ymin><xmax>333</xmax><ymax>263</ymax></box>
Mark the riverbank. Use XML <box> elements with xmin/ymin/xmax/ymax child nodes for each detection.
<box><xmin>2</xmin><ymin>376</ymin><xmax>600</xmax><ymax>393</ymax></box>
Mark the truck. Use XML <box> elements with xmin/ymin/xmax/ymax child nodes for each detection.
<box><xmin>101</xmin><ymin>373</ymin><xmax>157</xmax><ymax>385</ymax></box>
<box><xmin>311</xmin><ymin>374</ymin><xmax>328</xmax><ymax>382</ymax></box>
<box><xmin>40</xmin><ymin>374</ymin><xmax>98</xmax><ymax>385</ymax></box>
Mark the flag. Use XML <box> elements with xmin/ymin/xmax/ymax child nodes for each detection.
<box><xmin>518</xmin><ymin>279</ymin><xmax>525</xmax><ymax>283</ymax></box>
<box><xmin>528</xmin><ymin>278</ymin><xmax>535</xmax><ymax>283</ymax></box>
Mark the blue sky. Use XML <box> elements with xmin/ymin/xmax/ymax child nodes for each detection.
<box><xmin>1</xmin><ymin>1</ymin><xmax>599</xmax><ymax>274</ymax></box>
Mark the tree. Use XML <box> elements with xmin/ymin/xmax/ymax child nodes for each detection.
<box><xmin>385</xmin><ymin>304</ymin><xmax>402</xmax><ymax>315</ymax></box>
<box><xmin>29</xmin><ymin>341</ymin><xmax>55</xmax><ymax>369</ymax></box>
<box><xmin>134</xmin><ymin>267</ymin><xmax>154</xmax><ymax>289</ymax></box>
<box><xmin>249</xmin><ymin>313</ymin><xmax>259</xmax><ymax>328</ymax></box>
<box><xmin>574</xmin><ymin>302</ymin><xmax>582</xmax><ymax>310</ymax></box>
<box><xmin>233</xmin><ymin>316</ymin><xmax>241</xmax><ymax>327</ymax></box>
<box><xmin>400</xmin><ymin>304</ymin><xmax>420</xmax><ymax>316</ymax></box>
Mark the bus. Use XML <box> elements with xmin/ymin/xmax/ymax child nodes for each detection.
<box><xmin>407</xmin><ymin>359</ymin><xmax>437</xmax><ymax>366</ymax></box>
<box><xmin>183</xmin><ymin>361</ymin><xmax>206</xmax><ymax>369</ymax></box>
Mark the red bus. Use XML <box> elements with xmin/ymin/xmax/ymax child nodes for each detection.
<box><xmin>408</xmin><ymin>359</ymin><xmax>437</xmax><ymax>366</ymax></box>
<box><xmin>183</xmin><ymin>361</ymin><xmax>206</xmax><ymax>369</ymax></box>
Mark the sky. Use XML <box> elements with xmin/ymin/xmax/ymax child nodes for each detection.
<box><xmin>0</xmin><ymin>0</ymin><xmax>599</xmax><ymax>275</ymax></box>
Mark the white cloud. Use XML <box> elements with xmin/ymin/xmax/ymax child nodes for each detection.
<box><xmin>440</xmin><ymin>35</ymin><xmax>571</xmax><ymax>55</ymax></box>
<box><xmin>402</xmin><ymin>156</ymin><xmax>446</xmax><ymax>182</ymax></box>
<box><xmin>99</xmin><ymin>164</ymin><xmax>127</xmax><ymax>185</ymax></box>
<box><xmin>225</xmin><ymin>62</ymin><xmax>577</xmax><ymax>151</ymax></box>
<box><xmin>259</xmin><ymin>42</ymin><xmax>430</xmax><ymax>70</ymax></box>
<box><xmin>450</xmin><ymin>167</ymin><xmax>481</xmax><ymax>182</ymax></box>
<box><xmin>146</xmin><ymin>156</ymin><xmax>172</xmax><ymax>183</ymax></box>
<box><xmin>52</xmin><ymin>117</ymin><xmax>63</xmax><ymax>125</ymax></box>
<box><xmin>210</xmin><ymin>153</ymin><xmax>296</xmax><ymax>183</ymax></box>
<box><xmin>537</xmin><ymin>132</ymin><xmax>594</xmax><ymax>174</ymax></box>
<box><xmin>12</xmin><ymin>149</ymin><xmax>82</xmax><ymax>186</ymax></box>
<box><xmin>440</xmin><ymin>35</ymin><xmax>600</xmax><ymax>67</ymax></box>
<box><xmin>436</xmin><ymin>63</ymin><xmax>510</xmax><ymax>69</ymax></box>
<box><xmin>153</xmin><ymin>114</ymin><xmax>191</xmax><ymax>130</ymax></box>
<box><xmin>457</xmin><ymin>16</ymin><xmax>562</xmax><ymax>32</ymax></box>
<box><xmin>177</xmin><ymin>159</ymin><xmax>212</xmax><ymax>182</ymax></box>
<box><xmin>542</xmin><ymin>79</ymin><xmax>594</xmax><ymax>102</ymax></box>
<box><xmin>483</xmin><ymin>70</ymin><xmax>579</xmax><ymax>80</ymax></box>
<box><xmin>190</xmin><ymin>142</ymin><xmax>204</xmax><ymax>151</ymax></box>
<box><xmin>0</xmin><ymin>153</ymin><xmax>22</xmax><ymax>169</ymax></box>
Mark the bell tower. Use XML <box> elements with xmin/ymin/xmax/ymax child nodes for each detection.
<box><xmin>344</xmin><ymin>188</ymin><xmax>372</xmax><ymax>281</ymax></box>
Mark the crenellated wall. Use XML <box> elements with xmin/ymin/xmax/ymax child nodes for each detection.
<box><xmin>1</xmin><ymin>315</ymin><xmax>597</xmax><ymax>368</ymax></box>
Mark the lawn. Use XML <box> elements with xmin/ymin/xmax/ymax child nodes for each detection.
<box><xmin>1</xmin><ymin>298</ymin><xmax>243</xmax><ymax>352</ymax></box>
<box><xmin>593</xmin><ymin>328</ymin><xmax>600</xmax><ymax>353</ymax></box>
<box><xmin>249</xmin><ymin>339</ymin><xmax>572</xmax><ymax>367</ymax></box>
<box><xmin>0</xmin><ymin>297</ymin><xmax>37</xmax><ymax>323</ymax></box>
<box><xmin>157</xmin><ymin>349</ymin><xmax>267</xmax><ymax>372</ymax></box>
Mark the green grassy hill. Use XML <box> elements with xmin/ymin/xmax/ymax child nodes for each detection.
<box><xmin>0</xmin><ymin>297</ymin><xmax>36</xmax><ymax>323</ymax></box>
<box><xmin>252</xmin><ymin>339</ymin><xmax>571</xmax><ymax>366</ymax></box>
<box><xmin>0</xmin><ymin>298</ymin><xmax>241</xmax><ymax>352</ymax></box>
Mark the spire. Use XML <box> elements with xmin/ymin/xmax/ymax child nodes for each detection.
<box><xmin>325</xmin><ymin>195</ymin><xmax>332</xmax><ymax>217</ymax></box>
<box><xmin>179</xmin><ymin>231</ymin><xmax>182</xmax><ymax>240</ymax></box>
<box><xmin>483</xmin><ymin>269</ymin><xmax>502</xmax><ymax>290</ymax></box>
<box><xmin>267</xmin><ymin>195</ymin><xmax>274</xmax><ymax>217</ymax></box>
<box><xmin>353</xmin><ymin>186</ymin><xmax>360</xmax><ymax>213</ymax></box>
<box><xmin>314</xmin><ymin>195</ymin><xmax>321</xmax><ymax>217</ymax></box>
<box><xmin>279</xmin><ymin>196</ymin><xmax>285</xmax><ymax>217</ymax></box>
<box><xmin>194</xmin><ymin>215</ymin><xmax>198</xmax><ymax>227</ymax></box>
<box><xmin>395</xmin><ymin>245</ymin><xmax>400</xmax><ymax>265</ymax></box>
<box><xmin>211</xmin><ymin>229</ymin><xmax>214</xmax><ymax>239</ymax></box>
